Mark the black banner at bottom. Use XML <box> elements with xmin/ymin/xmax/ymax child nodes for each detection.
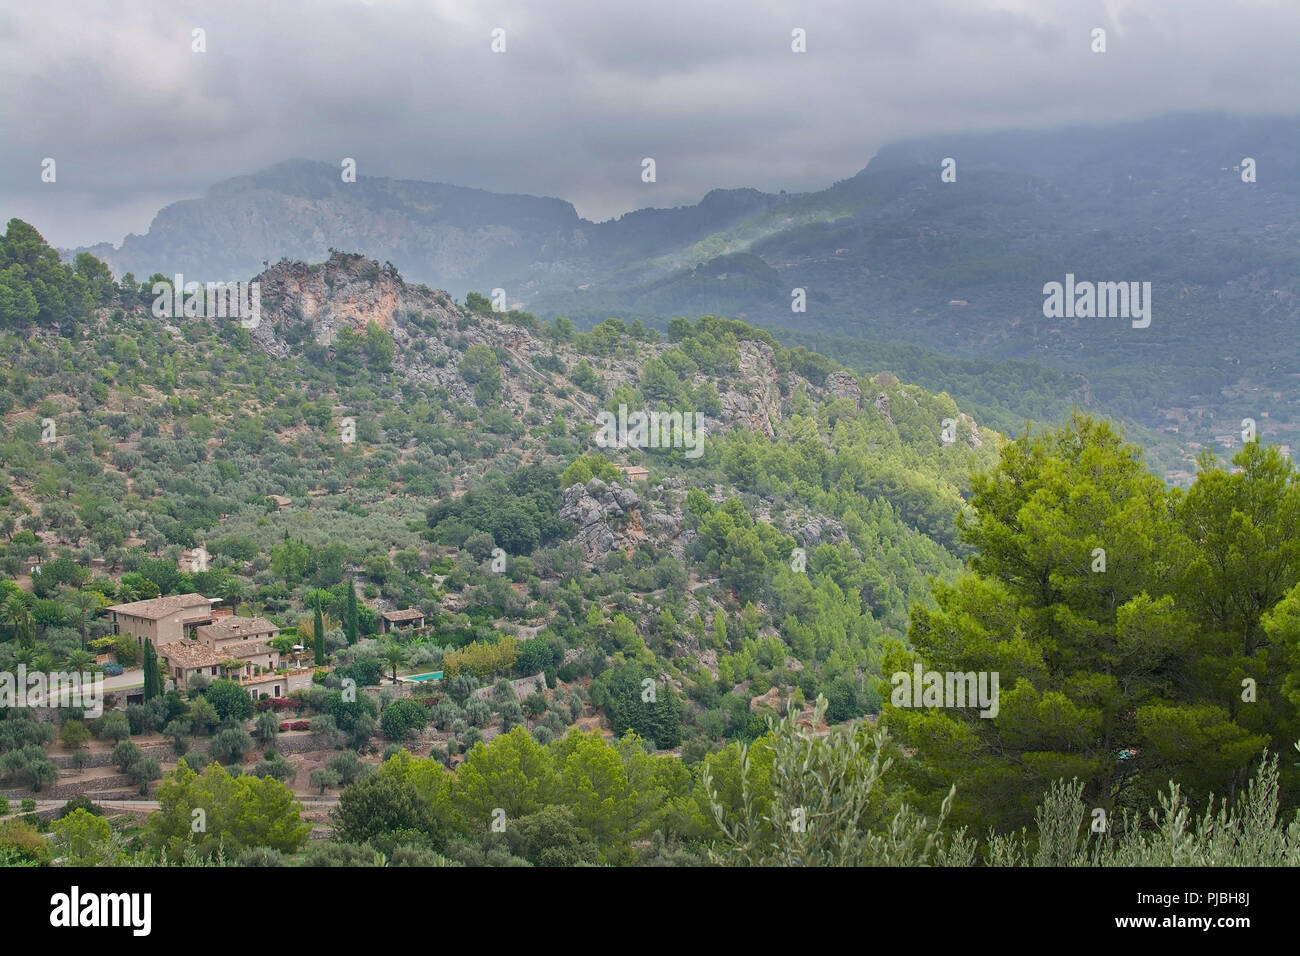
<box><xmin>8</xmin><ymin>865</ymin><xmax>1276</xmax><ymax>942</ymax></box>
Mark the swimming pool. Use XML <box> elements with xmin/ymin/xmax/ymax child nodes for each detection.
<box><xmin>404</xmin><ymin>671</ymin><xmax>443</xmax><ymax>682</ymax></box>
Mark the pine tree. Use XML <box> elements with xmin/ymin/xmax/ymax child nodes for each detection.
<box><xmin>882</xmin><ymin>414</ymin><xmax>1290</xmax><ymax>836</ymax></box>
<box><xmin>344</xmin><ymin>578</ymin><xmax>359</xmax><ymax>646</ymax></box>
<box><xmin>313</xmin><ymin>598</ymin><xmax>327</xmax><ymax>666</ymax></box>
<box><xmin>712</xmin><ymin>612</ymin><xmax>728</xmax><ymax>651</ymax></box>
<box><xmin>143</xmin><ymin>638</ymin><xmax>163</xmax><ymax>701</ymax></box>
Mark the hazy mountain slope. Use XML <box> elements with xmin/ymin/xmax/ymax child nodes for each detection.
<box><xmin>3</xmin><ymin>233</ymin><xmax>1004</xmax><ymax>755</ymax></box>
<box><xmin>63</xmin><ymin>113</ymin><xmax>1300</xmax><ymax>474</ymax></box>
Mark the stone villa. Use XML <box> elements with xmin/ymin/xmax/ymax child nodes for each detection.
<box><xmin>106</xmin><ymin>593</ymin><xmax>218</xmax><ymax>648</ymax></box>
<box><xmin>160</xmin><ymin>614</ymin><xmax>314</xmax><ymax>698</ymax></box>
<box><xmin>106</xmin><ymin>594</ymin><xmax>316</xmax><ymax>699</ymax></box>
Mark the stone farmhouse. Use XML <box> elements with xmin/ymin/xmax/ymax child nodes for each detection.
<box><xmin>106</xmin><ymin>593</ymin><xmax>218</xmax><ymax>648</ymax></box>
<box><xmin>162</xmin><ymin>615</ymin><xmax>316</xmax><ymax>698</ymax></box>
<box><xmin>106</xmin><ymin>595</ymin><xmax>316</xmax><ymax>699</ymax></box>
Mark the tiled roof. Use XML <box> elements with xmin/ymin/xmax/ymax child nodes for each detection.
<box><xmin>196</xmin><ymin>616</ymin><xmax>279</xmax><ymax>642</ymax></box>
<box><xmin>382</xmin><ymin>608</ymin><xmax>425</xmax><ymax>622</ymax></box>
<box><xmin>228</xmin><ymin>641</ymin><xmax>273</xmax><ymax>659</ymax></box>
<box><xmin>107</xmin><ymin>593</ymin><xmax>213</xmax><ymax>620</ymax></box>
<box><xmin>158</xmin><ymin>641</ymin><xmax>226</xmax><ymax>671</ymax></box>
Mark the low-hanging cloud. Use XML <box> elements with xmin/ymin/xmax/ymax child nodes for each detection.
<box><xmin>2</xmin><ymin>0</ymin><xmax>1298</xmax><ymax>247</ymax></box>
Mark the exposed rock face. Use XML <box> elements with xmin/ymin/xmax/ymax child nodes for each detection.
<box><xmin>560</xmin><ymin>483</ymin><xmax>619</xmax><ymax>558</ymax></box>
<box><xmin>251</xmin><ymin>252</ymin><xmax>532</xmax><ymax>407</ymax></box>
<box><xmin>824</xmin><ymin>370</ymin><xmax>862</xmax><ymax>407</ymax></box>
<box><xmin>253</xmin><ymin>254</ymin><xmax>423</xmax><ymax>348</ymax></box>
<box><xmin>874</xmin><ymin>391</ymin><xmax>893</xmax><ymax>425</ymax></box>
<box><xmin>714</xmin><ymin>340</ymin><xmax>783</xmax><ymax>439</ymax></box>
<box><xmin>784</xmin><ymin>513</ymin><xmax>849</xmax><ymax>548</ymax></box>
<box><xmin>560</xmin><ymin>479</ymin><xmax>681</xmax><ymax>560</ymax></box>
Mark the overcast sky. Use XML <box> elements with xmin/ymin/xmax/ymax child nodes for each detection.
<box><xmin>3</xmin><ymin>0</ymin><xmax>1298</xmax><ymax>248</ymax></box>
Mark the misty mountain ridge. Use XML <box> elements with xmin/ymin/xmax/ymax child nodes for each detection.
<box><xmin>63</xmin><ymin>111</ymin><xmax>1300</xmax><ymax>479</ymax></box>
<box><xmin>71</xmin><ymin>112</ymin><xmax>1300</xmax><ymax>293</ymax></box>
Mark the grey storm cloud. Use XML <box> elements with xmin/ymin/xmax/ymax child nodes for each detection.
<box><xmin>2</xmin><ymin>0</ymin><xmax>1298</xmax><ymax>247</ymax></box>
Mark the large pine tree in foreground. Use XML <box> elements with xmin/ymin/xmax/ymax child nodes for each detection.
<box><xmin>883</xmin><ymin>413</ymin><xmax>1300</xmax><ymax>835</ymax></box>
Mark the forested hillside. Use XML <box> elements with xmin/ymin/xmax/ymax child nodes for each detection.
<box><xmin>4</xmin><ymin>218</ymin><xmax>1299</xmax><ymax>867</ymax></box>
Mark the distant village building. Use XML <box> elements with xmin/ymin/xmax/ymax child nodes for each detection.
<box><xmin>179</xmin><ymin>546</ymin><xmax>209</xmax><ymax>573</ymax></box>
<box><xmin>106</xmin><ymin>594</ymin><xmax>218</xmax><ymax>649</ymax></box>
<box><xmin>618</xmin><ymin>465</ymin><xmax>650</xmax><ymax>482</ymax></box>
<box><xmin>380</xmin><ymin>608</ymin><xmax>425</xmax><ymax>634</ymax></box>
<box><xmin>268</xmin><ymin>495</ymin><xmax>293</xmax><ymax>509</ymax></box>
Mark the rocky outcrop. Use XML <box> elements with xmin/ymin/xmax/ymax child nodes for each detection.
<box><xmin>252</xmin><ymin>254</ymin><xmax>426</xmax><ymax>352</ymax></box>
<box><xmin>715</xmin><ymin>340</ymin><xmax>783</xmax><ymax>439</ymax></box>
<box><xmin>873</xmin><ymin>391</ymin><xmax>893</xmax><ymax>425</ymax></box>
<box><xmin>824</xmin><ymin>370</ymin><xmax>862</xmax><ymax>407</ymax></box>
<box><xmin>784</xmin><ymin>513</ymin><xmax>849</xmax><ymax>548</ymax></box>
<box><xmin>560</xmin><ymin>479</ymin><xmax>631</xmax><ymax>559</ymax></box>
<box><xmin>560</xmin><ymin>478</ymin><xmax>682</xmax><ymax>560</ymax></box>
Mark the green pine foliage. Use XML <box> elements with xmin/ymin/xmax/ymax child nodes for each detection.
<box><xmin>884</xmin><ymin>414</ymin><xmax>1300</xmax><ymax>836</ymax></box>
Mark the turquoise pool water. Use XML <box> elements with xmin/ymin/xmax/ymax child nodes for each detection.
<box><xmin>405</xmin><ymin>671</ymin><xmax>443</xmax><ymax>682</ymax></box>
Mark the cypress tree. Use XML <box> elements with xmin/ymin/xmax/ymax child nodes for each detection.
<box><xmin>344</xmin><ymin>578</ymin><xmax>359</xmax><ymax>646</ymax></box>
<box><xmin>313</xmin><ymin>598</ymin><xmax>326</xmax><ymax>666</ymax></box>
<box><xmin>143</xmin><ymin>638</ymin><xmax>163</xmax><ymax>701</ymax></box>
